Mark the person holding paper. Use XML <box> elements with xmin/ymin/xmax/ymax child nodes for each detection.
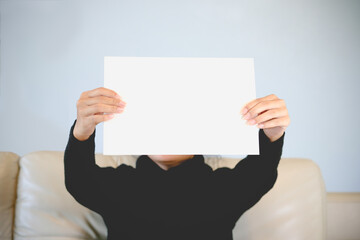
<box><xmin>64</xmin><ymin>87</ymin><xmax>290</xmax><ymax>240</ymax></box>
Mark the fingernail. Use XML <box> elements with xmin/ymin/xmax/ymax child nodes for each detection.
<box><xmin>248</xmin><ymin>119</ymin><xmax>256</xmax><ymax>125</ymax></box>
<box><xmin>241</xmin><ymin>108</ymin><xmax>247</xmax><ymax>115</ymax></box>
<box><xmin>243</xmin><ymin>113</ymin><xmax>250</xmax><ymax>120</ymax></box>
<box><xmin>258</xmin><ymin>124</ymin><xmax>264</xmax><ymax>128</ymax></box>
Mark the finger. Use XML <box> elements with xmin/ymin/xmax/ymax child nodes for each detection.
<box><xmin>241</xmin><ymin>94</ymin><xmax>278</xmax><ymax>115</ymax></box>
<box><xmin>80</xmin><ymin>96</ymin><xmax>127</xmax><ymax>107</ymax></box>
<box><xmin>257</xmin><ymin>116</ymin><xmax>290</xmax><ymax>129</ymax></box>
<box><xmin>246</xmin><ymin>107</ymin><xmax>288</xmax><ymax>126</ymax></box>
<box><xmin>83</xmin><ymin>87</ymin><xmax>121</xmax><ymax>99</ymax></box>
<box><xmin>242</xmin><ymin>99</ymin><xmax>286</xmax><ymax>120</ymax></box>
<box><xmin>92</xmin><ymin>114</ymin><xmax>115</xmax><ymax>125</ymax></box>
<box><xmin>80</xmin><ymin>103</ymin><xmax>125</xmax><ymax>117</ymax></box>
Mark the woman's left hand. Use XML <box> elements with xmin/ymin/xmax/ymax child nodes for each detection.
<box><xmin>240</xmin><ymin>94</ymin><xmax>290</xmax><ymax>142</ymax></box>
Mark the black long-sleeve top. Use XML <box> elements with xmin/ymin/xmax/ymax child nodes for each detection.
<box><xmin>64</xmin><ymin>119</ymin><xmax>285</xmax><ymax>240</ymax></box>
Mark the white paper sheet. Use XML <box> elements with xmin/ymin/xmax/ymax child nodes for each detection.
<box><xmin>103</xmin><ymin>57</ymin><xmax>259</xmax><ymax>155</ymax></box>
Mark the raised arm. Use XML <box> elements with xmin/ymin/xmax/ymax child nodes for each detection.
<box><xmin>64</xmin><ymin>87</ymin><xmax>130</xmax><ymax>215</ymax></box>
<box><xmin>213</xmin><ymin>94</ymin><xmax>290</xmax><ymax>222</ymax></box>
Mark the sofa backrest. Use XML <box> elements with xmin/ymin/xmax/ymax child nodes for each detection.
<box><xmin>233</xmin><ymin>158</ymin><xmax>327</xmax><ymax>239</ymax></box>
<box><xmin>13</xmin><ymin>151</ymin><xmax>107</xmax><ymax>240</ymax></box>
<box><xmin>7</xmin><ymin>152</ymin><xmax>326</xmax><ymax>240</ymax></box>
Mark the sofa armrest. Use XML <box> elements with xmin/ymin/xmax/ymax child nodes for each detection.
<box><xmin>0</xmin><ymin>152</ymin><xmax>20</xmax><ymax>240</ymax></box>
<box><xmin>327</xmin><ymin>192</ymin><xmax>360</xmax><ymax>240</ymax></box>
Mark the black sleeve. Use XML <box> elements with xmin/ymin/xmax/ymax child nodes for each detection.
<box><xmin>64</xmin><ymin>119</ymin><xmax>134</xmax><ymax>215</ymax></box>
<box><xmin>213</xmin><ymin>129</ymin><xmax>285</xmax><ymax>221</ymax></box>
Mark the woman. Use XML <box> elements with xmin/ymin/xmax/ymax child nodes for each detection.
<box><xmin>64</xmin><ymin>87</ymin><xmax>290</xmax><ymax>240</ymax></box>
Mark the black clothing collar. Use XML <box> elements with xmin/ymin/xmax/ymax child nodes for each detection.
<box><xmin>136</xmin><ymin>155</ymin><xmax>205</xmax><ymax>175</ymax></box>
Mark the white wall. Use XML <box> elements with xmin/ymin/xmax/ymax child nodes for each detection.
<box><xmin>1</xmin><ymin>0</ymin><xmax>359</xmax><ymax>192</ymax></box>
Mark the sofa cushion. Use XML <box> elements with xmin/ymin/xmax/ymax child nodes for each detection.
<box><xmin>14</xmin><ymin>151</ymin><xmax>108</xmax><ymax>240</ymax></box>
<box><xmin>0</xmin><ymin>152</ymin><xmax>20</xmax><ymax>240</ymax></box>
<box><xmin>233</xmin><ymin>158</ymin><xmax>327</xmax><ymax>240</ymax></box>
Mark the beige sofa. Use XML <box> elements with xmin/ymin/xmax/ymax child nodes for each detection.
<box><xmin>0</xmin><ymin>151</ymin><xmax>359</xmax><ymax>240</ymax></box>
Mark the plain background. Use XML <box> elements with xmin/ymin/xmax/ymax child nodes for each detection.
<box><xmin>0</xmin><ymin>0</ymin><xmax>359</xmax><ymax>192</ymax></box>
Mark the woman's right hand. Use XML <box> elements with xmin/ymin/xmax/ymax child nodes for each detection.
<box><xmin>73</xmin><ymin>87</ymin><xmax>127</xmax><ymax>141</ymax></box>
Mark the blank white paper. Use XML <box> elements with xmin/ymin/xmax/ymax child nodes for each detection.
<box><xmin>103</xmin><ymin>57</ymin><xmax>259</xmax><ymax>155</ymax></box>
